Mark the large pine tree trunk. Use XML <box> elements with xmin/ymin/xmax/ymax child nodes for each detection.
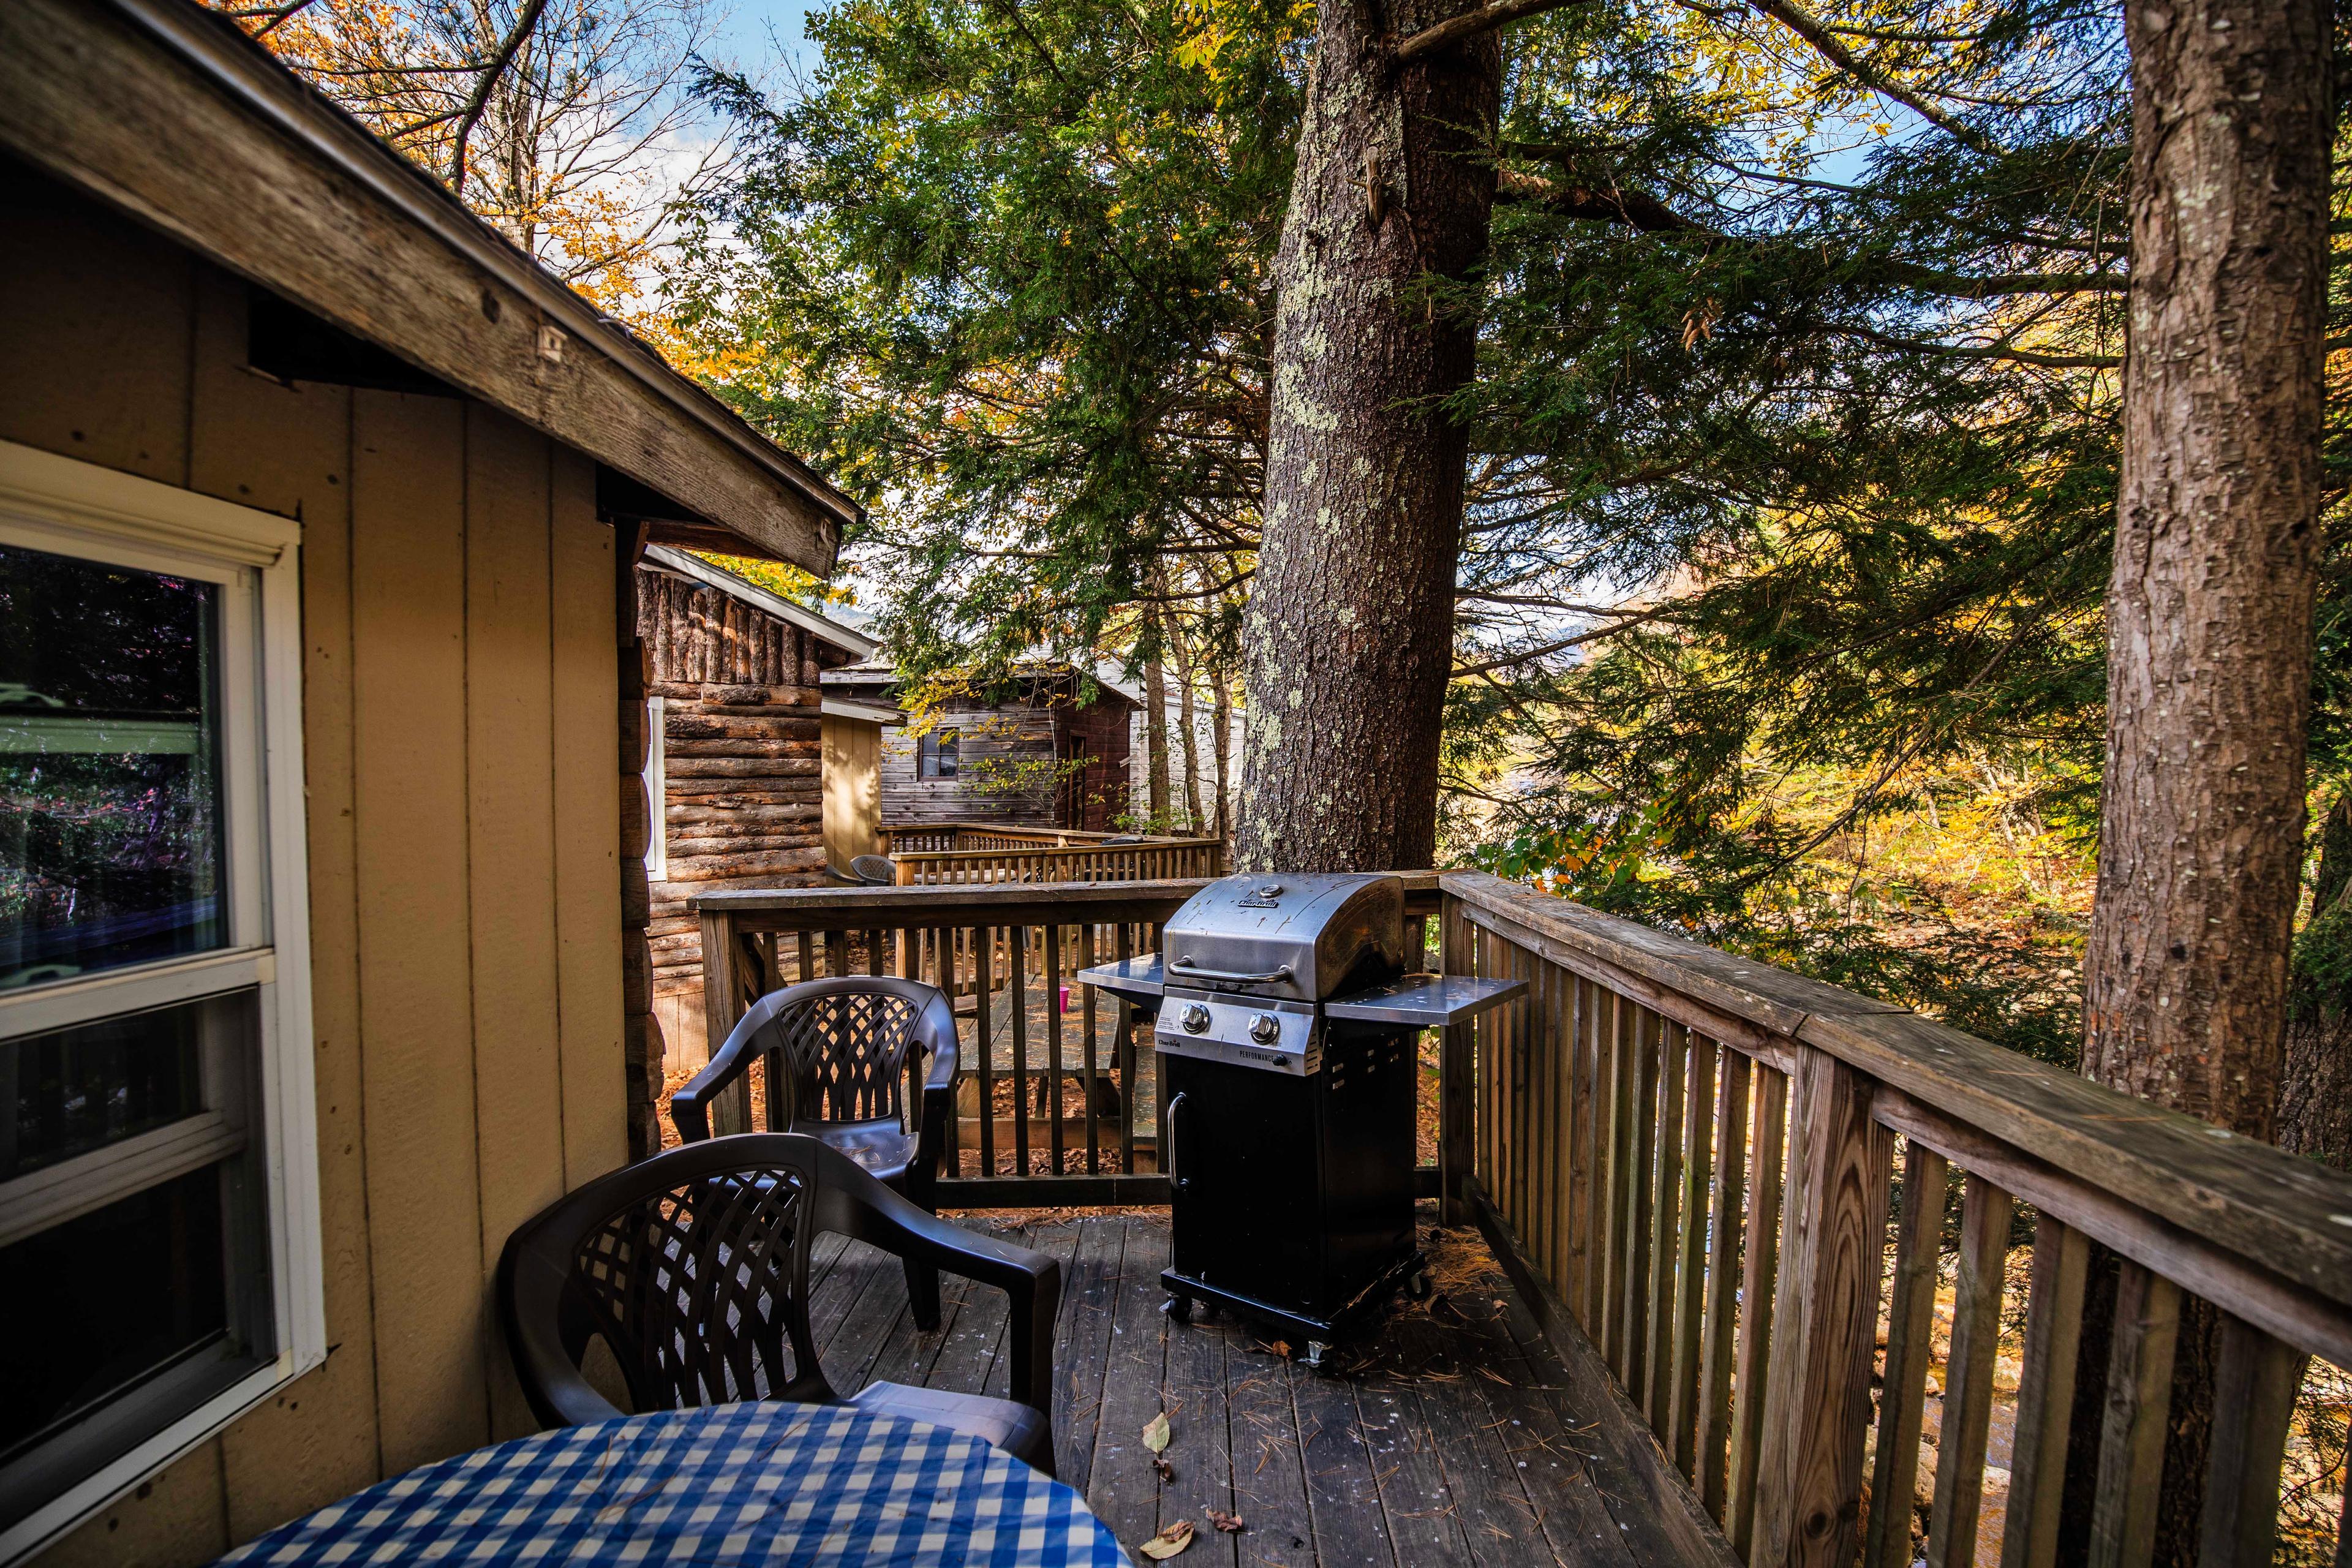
<box><xmin>2084</xmin><ymin>0</ymin><xmax>2330</xmax><ymax>1136</ymax></box>
<box><xmin>1234</xmin><ymin>0</ymin><xmax>1501</xmax><ymax>873</ymax></box>
<box><xmin>2069</xmin><ymin>0</ymin><xmax>2330</xmax><ymax>1556</ymax></box>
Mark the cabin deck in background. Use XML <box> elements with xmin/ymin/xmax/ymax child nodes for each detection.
<box><xmin>809</xmin><ymin>1207</ymin><xmax>1671</xmax><ymax>1567</ymax></box>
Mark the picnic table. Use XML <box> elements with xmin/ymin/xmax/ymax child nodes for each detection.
<box><xmin>214</xmin><ymin>1403</ymin><xmax>1124</xmax><ymax>1566</ymax></box>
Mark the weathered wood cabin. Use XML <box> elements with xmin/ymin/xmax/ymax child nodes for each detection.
<box><xmin>0</xmin><ymin>2</ymin><xmax>856</xmax><ymax>1562</ymax></box>
<box><xmin>821</xmin><ymin>662</ymin><xmax>1138</xmax><ymax>833</ymax></box>
<box><xmin>632</xmin><ymin>545</ymin><xmax>888</xmax><ymax>1062</ymax></box>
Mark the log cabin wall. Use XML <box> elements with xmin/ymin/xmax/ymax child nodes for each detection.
<box><xmin>635</xmin><ymin>567</ymin><xmax>852</xmax><ymax>1068</ymax></box>
<box><xmin>2</xmin><ymin>162</ymin><xmax>628</xmax><ymax>1566</ymax></box>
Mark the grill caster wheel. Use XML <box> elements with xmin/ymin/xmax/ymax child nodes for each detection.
<box><xmin>1300</xmin><ymin>1340</ymin><xmax>1332</xmax><ymax>1371</ymax></box>
<box><xmin>1406</xmin><ymin>1269</ymin><xmax>1433</xmax><ymax>1302</ymax></box>
<box><xmin>1163</xmin><ymin>1293</ymin><xmax>1194</xmax><ymax>1323</ymax></box>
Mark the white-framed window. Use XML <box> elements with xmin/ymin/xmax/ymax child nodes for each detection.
<box><xmin>643</xmin><ymin>695</ymin><xmax>666</xmax><ymax>880</ymax></box>
<box><xmin>0</xmin><ymin>439</ymin><xmax>323</xmax><ymax>1559</ymax></box>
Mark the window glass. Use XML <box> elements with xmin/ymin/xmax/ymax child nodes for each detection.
<box><xmin>0</xmin><ymin>1164</ymin><xmax>247</xmax><ymax>1469</ymax></box>
<box><xmin>0</xmin><ymin>545</ymin><xmax>225</xmax><ymax>989</ymax></box>
<box><xmin>5</xmin><ymin>997</ymin><xmax>225</xmax><ymax>1180</ymax></box>
<box><xmin>921</xmin><ymin>727</ymin><xmax>960</xmax><ymax>778</ymax></box>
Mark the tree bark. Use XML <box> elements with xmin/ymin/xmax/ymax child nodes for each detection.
<box><xmin>1144</xmin><ymin>612</ymin><xmax>1171</xmax><ymax>830</ymax></box>
<box><xmin>2073</xmin><ymin>0</ymin><xmax>2329</xmax><ymax>1556</ymax></box>
<box><xmin>1212</xmin><ymin>653</ymin><xmax>1234</xmax><ymax>842</ymax></box>
<box><xmin>1234</xmin><ymin>0</ymin><xmax>1501</xmax><ymax>874</ymax></box>
<box><xmin>1167</xmin><ymin>604</ymin><xmax>1205</xmax><ymax>834</ymax></box>
<box><xmin>2084</xmin><ymin>0</ymin><xmax>2329</xmax><ymax>1139</ymax></box>
<box><xmin>2281</xmin><ymin>791</ymin><xmax>2352</xmax><ymax>1170</ymax></box>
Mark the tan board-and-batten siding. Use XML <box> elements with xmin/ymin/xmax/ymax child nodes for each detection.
<box><xmin>3</xmin><ymin>162</ymin><xmax>627</xmax><ymax>1566</ymax></box>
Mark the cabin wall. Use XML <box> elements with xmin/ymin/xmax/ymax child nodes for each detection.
<box><xmin>2</xmin><ymin>163</ymin><xmax>627</xmax><ymax>1567</ymax></box>
<box><xmin>878</xmin><ymin>701</ymin><xmax>1060</xmax><ymax>828</ymax></box>
<box><xmin>821</xmin><ymin>714</ymin><xmax>883</xmax><ymax>874</ymax></box>
<box><xmin>635</xmin><ymin>567</ymin><xmax>837</xmax><ymax>1069</ymax></box>
<box><xmin>875</xmin><ymin>695</ymin><xmax>1133</xmax><ymax>832</ymax></box>
<box><xmin>1061</xmin><ymin>699</ymin><xmax>1134</xmax><ymax>832</ymax></box>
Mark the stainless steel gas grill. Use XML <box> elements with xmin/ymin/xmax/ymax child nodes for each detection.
<box><xmin>1079</xmin><ymin>872</ymin><xmax>1524</xmax><ymax>1363</ymax></box>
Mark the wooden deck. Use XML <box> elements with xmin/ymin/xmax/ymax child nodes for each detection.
<box><xmin>805</xmin><ymin>1206</ymin><xmax>1680</xmax><ymax>1567</ymax></box>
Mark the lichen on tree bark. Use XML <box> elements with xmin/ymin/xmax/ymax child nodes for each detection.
<box><xmin>1234</xmin><ymin>0</ymin><xmax>1501</xmax><ymax>874</ymax></box>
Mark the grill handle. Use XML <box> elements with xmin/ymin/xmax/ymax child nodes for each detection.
<box><xmin>1167</xmin><ymin>956</ymin><xmax>1294</xmax><ymax>985</ymax></box>
<box><xmin>1166</xmin><ymin>1091</ymin><xmax>1189</xmax><ymax>1193</ymax></box>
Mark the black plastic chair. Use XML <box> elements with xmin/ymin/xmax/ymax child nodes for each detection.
<box><xmin>848</xmin><ymin>854</ymin><xmax>897</xmax><ymax>885</ymax></box>
<box><xmin>670</xmin><ymin>976</ymin><xmax>957</xmax><ymax>1328</ymax></box>
<box><xmin>497</xmin><ymin>1133</ymin><xmax>1060</xmax><ymax>1474</ymax></box>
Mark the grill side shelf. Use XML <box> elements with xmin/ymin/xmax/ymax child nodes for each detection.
<box><xmin>1322</xmin><ymin>974</ymin><xmax>1528</xmax><ymax>1027</ymax></box>
<box><xmin>1075</xmin><ymin>954</ymin><xmax>1167</xmax><ymax>1001</ymax></box>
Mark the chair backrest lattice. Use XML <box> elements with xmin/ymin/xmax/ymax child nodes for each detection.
<box><xmin>564</xmin><ymin>1162</ymin><xmax>823</xmax><ymax>1412</ymax></box>
<box><xmin>764</xmin><ymin>990</ymin><xmax>925</xmax><ymax>1128</ymax></box>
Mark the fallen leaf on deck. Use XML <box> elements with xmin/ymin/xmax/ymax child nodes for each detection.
<box><xmin>1139</xmin><ymin>1521</ymin><xmax>1195</xmax><ymax>1558</ymax></box>
<box><xmin>1144</xmin><ymin>1412</ymin><xmax>1172</xmax><ymax>1453</ymax></box>
<box><xmin>1267</xmin><ymin>1340</ymin><xmax>1292</xmax><ymax>1358</ymax></box>
<box><xmin>1207</xmin><ymin>1509</ymin><xmax>1245</xmax><ymax>1534</ymax></box>
<box><xmin>1153</xmin><ymin>1456</ymin><xmax>1175</xmax><ymax>1480</ymax></box>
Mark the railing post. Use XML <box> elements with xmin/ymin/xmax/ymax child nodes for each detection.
<box><xmin>699</xmin><ymin>906</ymin><xmax>752</xmax><ymax>1136</ymax></box>
<box><xmin>1751</xmin><ymin>1042</ymin><xmax>1891</xmax><ymax>1568</ymax></box>
<box><xmin>1438</xmin><ymin>894</ymin><xmax>1476</xmax><ymax>1228</ymax></box>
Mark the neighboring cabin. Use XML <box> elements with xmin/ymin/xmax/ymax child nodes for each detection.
<box><xmin>822</xmin><ymin>662</ymin><xmax>1139</xmax><ymax>834</ymax></box>
<box><xmin>632</xmin><ymin>546</ymin><xmax>894</xmax><ymax>1061</ymax></box>
<box><xmin>0</xmin><ymin>2</ymin><xmax>855</xmax><ymax>1564</ymax></box>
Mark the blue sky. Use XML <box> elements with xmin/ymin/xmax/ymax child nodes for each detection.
<box><xmin>709</xmin><ymin>1</ymin><xmax>822</xmax><ymax>78</ymax></box>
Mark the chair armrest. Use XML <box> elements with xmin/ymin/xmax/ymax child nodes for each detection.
<box><xmin>670</xmin><ymin>1007</ymin><xmax>771</xmax><ymax>1142</ymax></box>
<box><xmin>496</xmin><ymin>1237</ymin><xmax>631</xmax><ymax>1429</ymax></box>
<box><xmin>813</xmin><ymin>1148</ymin><xmax>1060</xmax><ymax>1420</ymax></box>
<box><xmin>911</xmin><ymin>1031</ymin><xmax>959</xmax><ymax>1199</ymax></box>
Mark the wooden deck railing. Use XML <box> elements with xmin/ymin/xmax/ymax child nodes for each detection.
<box><xmin>692</xmin><ymin>870</ymin><xmax>2352</xmax><ymax>1565</ymax></box>
<box><xmin>694</xmin><ymin>880</ymin><xmax>1204</xmax><ymax>1204</ymax></box>
<box><xmin>1440</xmin><ymin>869</ymin><xmax>2352</xmax><ymax>1568</ymax></box>
<box><xmin>876</xmin><ymin>823</ymin><xmax>1226</xmax><ymax>884</ymax></box>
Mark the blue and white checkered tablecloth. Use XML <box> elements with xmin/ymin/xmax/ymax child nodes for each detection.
<box><xmin>214</xmin><ymin>1402</ymin><xmax>1126</xmax><ymax>1566</ymax></box>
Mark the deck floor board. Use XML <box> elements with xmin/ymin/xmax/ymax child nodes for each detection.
<box><xmin>804</xmin><ymin>1210</ymin><xmax>1678</xmax><ymax>1567</ymax></box>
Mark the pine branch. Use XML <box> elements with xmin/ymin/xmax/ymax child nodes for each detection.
<box><xmin>1737</xmin><ymin>0</ymin><xmax>2003</xmax><ymax>158</ymax></box>
<box><xmin>1395</xmin><ymin>0</ymin><xmax>1589</xmax><ymax>63</ymax></box>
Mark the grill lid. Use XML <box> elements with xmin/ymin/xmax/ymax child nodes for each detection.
<box><xmin>1159</xmin><ymin>873</ymin><xmax>1406</xmax><ymax>1003</ymax></box>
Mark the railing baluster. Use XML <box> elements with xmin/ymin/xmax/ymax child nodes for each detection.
<box><xmin>1568</xmin><ymin>973</ymin><xmax>1599</xmax><ymax>1323</ymax></box>
<box><xmin>1116</xmin><ymin>921</ymin><xmax>1137</xmax><ymax>1176</ymax></box>
<box><xmin>2196</xmin><ymin>1314</ymin><xmax>2300</xmax><ymax>1568</ymax></box>
<box><xmin>2000</xmin><ymin>1213</ymin><xmax>2090</xmax><ymax>1568</ymax></box>
<box><xmin>1646</xmin><ymin>1016</ymin><xmax>1687</xmax><ymax>1430</ymax></box>
<box><xmin>1602</xmin><ymin>989</ymin><xmax>1636</xmax><ymax>1368</ymax></box>
<box><xmin>1546</xmin><ymin>956</ymin><xmax>1570</xmax><ymax>1295</ymax></box>
<box><xmin>1695</xmin><ymin>1046</ymin><xmax>1751</xmax><ymax>1520</ymax></box>
<box><xmin>1080</xmin><ymin>922</ymin><xmax>1100</xmax><ymax>1174</ymax></box>
<box><xmin>1867</xmin><ymin>1140</ymin><xmax>1950</xmax><ymax>1568</ymax></box>
<box><xmin>1727</xmin><ymin>1059</ymin><xmax>1786</xmax><ymax>1560</ymax></box>
<box><xmin>1751</xmin><ymin>1046</ymin><xmax>1889</xmax><ymax>1568</ymax></box>
<box><xmin>1439</xmin><ymin>899</ymin><xmax>1476</xmax><ymax>1228</ymax></box>
<box><xmin>974</xmin><ymin>924</ymin><xmax>995</xmax><ymax>1178</ymax></box>
<box><xmin>1045</xmin><ymin>922</ymin><xmax>1066</xmax><ymax>1175</ymax></box>
<box><xmin>1010</xmin><ymin>924</ymin><xmax>1030</xmax><ymax>1175</ymax></box>
<box><xmin>1668</xmin><ymin>1032</ymin><xmax>1715</xmax><ymax>1473</ymax></box>
<box><xmin>2087</xmin><ymin>1261</ymin><xmax>2181</xmax><ymax>1568</ymax></box>
<box><xmin>1622</xmin><ymin>1006</ymin><xmax>1661</xmax><ymax>1394</ymax></box>
<box><xmin>1927</xmin><ymin>1173</ymin><xmax>2014</xmax><ymax>1568</ymax></box>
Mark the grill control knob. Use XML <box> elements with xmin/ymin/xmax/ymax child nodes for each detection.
<box><xmin>1249</xmin><ymin>1012</ymin><xmax>1282</xmax><ymax>1044</ymax></box>
<box><xmin>1180</xmin><ymin>1003</ymin><xmax>1212</xmax><ymax>1035</ymax></box>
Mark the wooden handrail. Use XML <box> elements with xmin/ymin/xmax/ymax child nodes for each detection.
<box><xmin>1436</xmin><ymin>867</ymin><xmax>2352</xmax><ymax>1567</ymax></box>
<box><xmin>690</xmin><ymin>878</ymin><xmax>1215</xmax><ymax>1194</ymax></box>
